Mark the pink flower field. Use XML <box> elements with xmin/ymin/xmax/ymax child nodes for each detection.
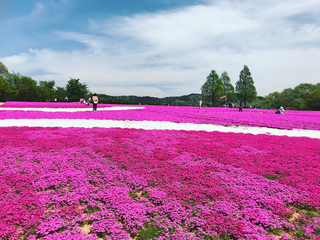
<box><xmin>1</xmin><ymin>101</ymin><xmax>320</xmax><ymax>131</ymax></box>
<box><xmin>0</xmin><ymin>102</ymin><xmax>320</xmax><ymax>240</ymax></box>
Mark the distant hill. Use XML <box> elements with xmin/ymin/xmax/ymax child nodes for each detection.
<box><xmin>97</xmin><ymin>93</ymin><xmax>203</xmax><ymax>106</ymax></box>
<box><xmin>97</xmin><ymin>93</ymin><xmax>265</xmax><ymax>107</ymax></box>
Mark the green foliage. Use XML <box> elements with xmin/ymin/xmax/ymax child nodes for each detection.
<box><xmin>305</xmin><ymin>211</ymin><xmax>316</xmax><ymax>219</ymax></box>
<box><xmin>98</xmin><ymin>93</ymin><xmax>203</xmax><ymax>106</ymax></box>
<box><xmin>128</xmin><ymin>192</ymin><xmax>138</xmax><ymax>200</ymax></box>
<box><xmin>260</xmin><ymin>92</ymin><xmax>280</xmax><ymax>109</ymax></box>
<box><xmin>201</xmin><ymin>70</ymin><xmax>224</xmax><ymax>106</ymax></box>
<box><xmin>315</xmin><ymin>222</ymin><xmax>320</xmax><ymax>235</ymax></box>
<box><xmin>260</xmin><ymin>82</ymin><xmax>320</xmax><ymax>110</ymax></box>
<box><xmin>278</xmin><ymin>88</ymin><xmax>294</xmax><ymax>107</ymax></box>
<box><xmin>245</xmin><ymin>96</ymin><xmax>264</xmax><ymax>108</ymax></box>
<box><xmin>268</xmin><ymin>228</ymin><xmax>281</xmax><ymax>235</ymax></box>
<box><xmin>141</xmin><ymin>190</ymin><xmax>149</xmax><ymax>198</ymax></box>
<box><xmin>18</xmin><ymin>76</ymin><xmax>39</xmax><ymax>101</ymax></box>
<box><xmin>295</xmin><ymin>229</ymin><xmax>305</xmax><ymax>238</ymax></box>
<box><xmin>291</xmin><ymin>98</ymin><xmax>306</xmax><ymax>110</ymax></box>
<box><xmin>201</xmin><ymin>232</ymin><xmax>231</xmax><ymax>240</ymax></box>
<box><xmin>6</xmin><ymin>72</ymin><xmax>39</xmax><ymax>101</ymax></box>
<box><xmin>0</xmin><ymin>61</ymin><xmax>9</xmax><ymax>77</ymax></box>
<box><xmin>55</xmin><ymin>86</ymin><xmax>67</xmax><ymax>101</ymax></box>
<box><xmin>263</xmin><ymin>175</ymin><xmax>281</xmax><ymax>180</ymax></box>
<box><xmin>66</xmin><ymin>78</ymin><xmax>89</xmax><ymax>102</ymax></box>
<box><xmin>235</xmin><ymin>65</ymin><xmax>257</xmax><ymax>106</ymax></box>
<box><xmin>292</xmin><ymin>83</ymin><xmax>317</xmax><ymax>100</ymax></box>
<box><xmin>138</xmin><ymin>224</ymin><xmax>165</xmax><ymax>240</ymax></box>
<box><xmin>0</xmin><ymin>72</ymin><xmax>90</xmax><ymax>102</ymax></box>
<box><xmin>38</xmin><ymin>81</ymin><xmax>57</xmax><ymax>101</ymax></box>
<box><xmin>7</xmin><ymin>71</ymin><xmax>23</xmax><ymax>88</ymax></box>
<box><xmin>202</xmin><ymin>235</ymin><xmax>216</xmax><ymax>240</ymax></box>
<box><xmin>304</xmin><ymin>89</ymin><xmax>320</xmax><ymax>110</ymax></box>
<box><xmin>220</xmin><ymin>71</ymin><xmax>235</xmax><ymax>102</ymax></box>
<box><xmin>0</xmin><ymin>76</ymin><xmax>14</xmax><ymax>101</ymax></box>
<box><xmin>83</xmin><ymin>205</ymin><xmax>101</xmax><ymax>214</ymax></box>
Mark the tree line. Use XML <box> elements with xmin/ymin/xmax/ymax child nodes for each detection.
<box><xmin>201</xmin><ymin>65</ymin><xmax>320</xmax><ymax>111</ymax></box>
<box><xmin>1</xmin><ymin>61</ymin><xmax>319</xmax><ymax>110</ymax></box>
<box><xmin>260</xmin><ymin>83</ymin><xmax>320</xmax><ymax>110</ymax></box>
<box><xmin>0</xmin><ymin>61</ymin><xmax>90</xmax><ymax>102</ymax></box>
<box><xmin>201</xmin><ymin>65</ymin><xmax>257</xmax><ymax>107</ymax></box>
<box><xmin>97</xmin><ymin>93</ymin><xmax>202</xmax><ymax>106</ymax></box>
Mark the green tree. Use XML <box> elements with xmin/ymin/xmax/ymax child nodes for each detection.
<box><xmin>0</xmin><ymin>61</ymin><xmax>9</xmax><ymax>77</ymax></box>
<box><xmin>66</xmin><ymin>78</ymin><xmax>89</xmax><ymax>102</ymax></box>
<box><xmin>291</xmin><ymin>98</ymin><xmax>306</xmax><ymax>110</ymax></box>
<box><xmin>260</xmin><ymin>92</ymin><xmax>280</xmax><ymax>109</ymax></box>
<box><xmin>278</xmin><ymin>88</ymin><xmax>294</xmax><ymax>108</ymax></box>
<box><xmin>220</xmin><ymin>71</ymin><xmax>235</xmax><ymax>102</ymax></box>
<box><xmin>201</xmin><ymin>70</ymin><xmax>223</xmax><ymax>107</ymax></box>
<box><xmin>0</xmin><ymin>76</ymin><xmax>15</xmax><ymax>101</ymax></box>
<box><xmin>7</xmin><ymin>71</ymin><xmax>22</xmax><ymax>88</ymax></box>
<box><xmin>38</xmin><ymin>80</ymin><xmax>56</xmax><ymax>101</ymax></box>
<box><xmin>285</xmin><ymin>83</ymin><xmax>318</xmax><ymax>110</ymax></box>
<box><xmin>55</xmin><ymin>86</ymin><xmax>67</xmax><ymax>101</ymax></box>
<box><xmin>292</xmin><ymin>83</ymin><xmax>317</xmax><ymax>100</ymax></box>
<box><xmin>7</xmin><ymin>72</ymin><xmax>39</xmax><ymax>101</ymax></box>
<box><xmin>18</xmin><ymin>76</ymin><xmax>39</xmax><ymax>101</ymax></box>
<box><xmin>304</xmin><ymin>89</ymin><xmax>320</xmax><ymax>110</ymax></box>
<box><xmin>235</xmin><ymin>65</ymin><xmax>257</xmax><ymax>106</ymax></box>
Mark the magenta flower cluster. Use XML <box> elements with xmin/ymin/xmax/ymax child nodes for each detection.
<box><xmin>1</xmin><ymin>125</ymin><xmax>320</xmax><ymax>239</ymax></box>
<box><xmin>0</xmin><ymin>102</ymin><xmax>320</xmax><ymax>239</ymax></box>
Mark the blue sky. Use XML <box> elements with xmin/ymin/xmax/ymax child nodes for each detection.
<box><xmin>1</xmin><ymin>0</ymin><xmax>320</xmax><ymax>97</ymax></box>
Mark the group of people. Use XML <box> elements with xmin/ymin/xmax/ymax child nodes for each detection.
<box><xmin>54</xmin><ymin>96</ymin><xmax>69</xmax><ymax>102</ymax></box>
<box><xmin>52</xmin><ymin>94</ymin><xmax>99</xmax><ymax>111</ymax></box>
<box><xmin>82</xmin><ymin>94</ymin><xmax>99</xmax><ymax>111</ymax></box>
<box><xmin>197</xmin><ymin>99</ymin><xmax>285</xmax><ymax>114</ymax></box>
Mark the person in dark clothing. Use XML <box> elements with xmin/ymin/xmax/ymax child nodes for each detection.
<box><xmin>92</xmin><ymin>93</ymin><xmax>98</xmax><ymax>111</ymax></box>
<box><xmin>239</xmin><ymin>101</ymin><xmax>243</xmax><ymax>112</ymax></box>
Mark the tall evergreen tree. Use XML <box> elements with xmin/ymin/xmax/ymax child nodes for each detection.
<box><xmin>235</xmin><ymin>65</ymin><xmax>257</xmax><ymax>106</ymax></box>
<box><xmin>220</xmin><ymin>71</ymin><xmax>235</xmax><ymax>102</ymax></box>
<box><xmin>201</xmin><ymin>70</ymin><xmax>223</xmax><ymax>107</ymax></box>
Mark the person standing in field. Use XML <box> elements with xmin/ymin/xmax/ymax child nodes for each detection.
<box><xmin>92</xmin><ymin>93</ymin><xmax>98</xmax><ymax>111</ymax></box>
<box><xmin>239</xmin><ymin>101</ymin><xmax>243</xmax><ymax>112</ymax></box>
<box><xmin>198</xmin><ymin>100</ymin><xmax>202</xmax><ymax>109</ymax></box>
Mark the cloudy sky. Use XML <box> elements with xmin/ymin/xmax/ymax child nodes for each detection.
<box><xmin>0</xmin><ymin>0</ymin><xmax>320</xmax><ymax>97</ymax></box>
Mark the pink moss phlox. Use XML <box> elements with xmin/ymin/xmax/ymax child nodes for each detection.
<box><xmin>1</xmin><ymin>102</ymin><xmax>320</xmax><ymax>130</ymax></box>
<box><xmin>1</xmin><ymin>117</ymin><xmax>320</xmax><ymax>238</ymax></box>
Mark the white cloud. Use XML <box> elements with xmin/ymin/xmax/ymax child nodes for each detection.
<box><xmin>1</xmin><ymin>0</ymin><xmax>320</xmax><ymax>97</ymax></box>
